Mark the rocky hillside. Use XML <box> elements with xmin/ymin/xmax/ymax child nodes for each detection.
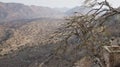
<box><xmin>0</xmin><ymin>18</ymin><xmax>64</xmax><ymax>55</ymax></box>
<box><xmin>0</xmin><ymin>13</ymin><xmax>119</xmax><ymax>67</ymax></box>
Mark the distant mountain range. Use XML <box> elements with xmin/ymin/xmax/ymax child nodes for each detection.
<box><xmin>54</xmin><ymin>7</ymin><xmax>70</xmax><ymax>12</ymax></box>
<box><xmin>0</xmin><ymin>2</ymin><xmax>65</xmax><ymax>22</ymax></box>
<box><xmin>0</xmin><ymin>2</ymin><xmax>92</xmax><ymax>22</ymax></box>
<box><xmin>66</xmin><ymin>6</ymin><xmax>92</xmax><ymax>15</ymax></box>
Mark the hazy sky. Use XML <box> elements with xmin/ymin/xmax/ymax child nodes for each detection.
<box><xmin>0</xmin><ymin>0</ymin><xmax>119</xmax><ymax>8</ymax></box>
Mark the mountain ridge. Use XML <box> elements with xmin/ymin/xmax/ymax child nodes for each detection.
<box><xmin>0</xmin><ymin>2</ymin><xmax>65</xmax><ymax>22</ymax></box>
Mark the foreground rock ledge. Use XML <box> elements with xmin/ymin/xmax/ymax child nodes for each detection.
<box><xmin>103</xmin><ymin>46</ymin><xmax>120</xmax><ymax>67</ymax></box>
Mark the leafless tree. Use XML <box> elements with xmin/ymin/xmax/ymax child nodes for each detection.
<box><xmin>40</xmin><ymin>0</ymin><xmax>120</xmax><ymax>67</ymax></box>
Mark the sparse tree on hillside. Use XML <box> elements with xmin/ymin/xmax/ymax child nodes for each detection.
<box><xmin>40</xmin><ymin>0</ymin><xmax>120</xmax><ymax>67</ymax></box>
